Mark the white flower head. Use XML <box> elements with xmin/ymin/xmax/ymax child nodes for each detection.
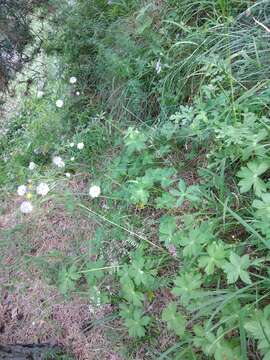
<box><xmin>69</xmin><ymin>76</ymin><xmax>77</xmax><ymax>84</ymax></box>
<box><xmin>36</xmin><ymin>182</ymin><xmax>50</xmax><ymax>196</ymax></box>
<box><xmin>77</xmin><ymin>142</ymin><xmax>84</xmax><ymax>150</ymax></box>
<box><xmin>76</xmin><ymin>91</ymin><xmax>80</xmax><ymax>96</ymax></box>
<box><xmin>29</xmin><ymin>162</ymin><xmax>36</xmax><ymax>171</ymax></box>
<box><xmin>37</xmin><ymin>90</ymin><xmax>44</xmax><ymax>98</ymax></box>
<box><xmin>56</xmin><ymin>99</ymin><xmax>64</xmax><ymax>108</ymax></box>
<box><xmin>89</xmin><ymin>185</ymin><xmax>101</xmax><ymax>198</ymax></box>
<box><xmin>20</xmin><ymin>201</ymin><xmax>33</xmax><ymax>214</ymax></box>
<box><xmin>155</xmin><ymin>59</ymin><xmax>162</xmax><ymax>74</ymax></box>
<box><xmin>17</xmin><ymin>185</ymin><xmax>27</xmax><ymax>196</ymax></box>
<box><xmin>65</xmin><ymin>172</ymin><xmax>71</xmax><ymax>178</ymax></box>
<box><xmin>69</xmin><ymin>142</ymin><xmax>75</xmax><ymax>148</ymax></box>
<box><xmin>52</xmin><ymin>156</ymin><xmax>65</xmax><ymax>168</ymax></box>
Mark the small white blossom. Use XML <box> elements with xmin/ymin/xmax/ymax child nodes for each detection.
<box><xmin>70</xmin><ymin>156</ymin><xmax>75</xmax><ymax>161</ymax></box>
<box><xmin>56</xmin><ymin>99</ymin><xmax>64</xmax><ymax>108</ymax></box>
<box><xmin>77</xmin><ymin>142</ymin><xmax>84</xmax><ymax>150</ymax></box>
<box><xmin>69</xmin><ymin>76</ymin><xmax>77</xmax><ymax>84</ymax></box>
<box><xmin>76</xmin><ymin>91</ymin><xmax>80</xmax><ymax>96</ymax></box>
<box><xmin>69</xmin><ymin>142</ymin><xmax>75</xmax><ymax>147</ymax></box>
<box><xmin>52</xmin><ymin>156</ymin><xmax>65</xmax><ymax>168</ymax></box>
<box><xmin>29</xmin><ymin>162</ymin><xmax>36</xmax><ymax>170</ymax></box>
<box><xmin>17</xmin><ymin>185</ymin><xmax>27</xmax><ymax>196</ymax></box>
<box><xmin>65</xmin><ymin>172</ymin><xmax>71</xmax><ymax>178</ymax></box>
<box><xmin>20</xmin><ymin>201</ymin><xmax>33</xmax><ymax>214</ymax></box>
<box><xmin>36</xmin><ymin>182</ymin><xmax>50</xmax><ymax>196</ymax></box>
<box><xmin>155</xmin><ymin>59</ymin><xmax>162</xmax><ymax>74</ymax></box>
<box><xmin>37</xmin><ymin>90</ymin><xmax>44</xmax><ymax>98</ymax></box>
<box><xmin>89</xmin><ymin>185</ymin><xmax>101</xmax><ymax>198</ymax></box>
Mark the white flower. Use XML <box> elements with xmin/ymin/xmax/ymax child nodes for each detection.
<box><xmin>89</xmin><ymin>185</ymin><xmax>101</xmax><ymax>198</ymax></box>
<box><xmin>36</xmin><ymin>182</ymin><xmax>50</xmax><ymax>196</ymax></box>
<box><xmin>20</xmin><ymin>201</ymin><xmax>33</xmax><ymax>214</ymax></box>
<box><xmin>76</xmin><ymin>91</ymin><xmax>80</xmax><ymax>96</ymax></box>
<box><xmin>70</xmin><ymin>156</ymin><xmax>75</xmax><ymax>161</ymax></box>
<box><xmin>155</xmin><ymin>59</ymin><xmax>162</xmax><ymax>74</ymax></box>
<box><xmin>37</xmin><ymin>90</ymin><xmax>44</xmax><ymax>98</ymax></box>
<box><xmin>69</xmin><ymin>142</ymin><xmax>74</xmax><ymax>147</ymax></box>
<box><xmin>69</xmin><ymin>76</ymin><xmax>77</xmax><ymax>84</ymax></box>
<box><xmin>17</xmin><ymin>185</ymin><xmax>27</xmax><ymax>196</ymax></box>
<box><xmin>56</xmin><ymin>99</ymin><xmax>64</xmax><ymax>108</ymax></box>
<box><xmin>65</xmin><ymin>172</ymin><xmax>71</xmax><ymax>178</ymax></box>
<box><xmin>52</xmin><ymin>156</ymin><xmax>65</xmax><ymax>168</ymax></box>
<box><xmin>77</xmin><ymin>142</ymin><xmax>84</xmax><ymax>150</ymax></box>
<box><xmin>29</xmin><ymin>162</ymin><xmax>36</xmax><ymax>170</ymax></box>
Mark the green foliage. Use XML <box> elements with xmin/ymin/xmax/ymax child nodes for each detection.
<box><xmin>162</xmin><ymin>302</ymin><xmax>186</xmax><ymax>337</ymax></box>
<box><xmin>3</xmin><ymin>0</ymin><xmax>270</xmax><ymax>358</ymax></box>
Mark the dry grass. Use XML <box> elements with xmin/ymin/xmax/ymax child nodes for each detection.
<box><xmin>0</xmin><ymin>191</ymin><xmax>119</xmax><ymax>359</ymax></box>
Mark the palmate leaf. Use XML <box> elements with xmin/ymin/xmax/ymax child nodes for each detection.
<box><xmin>156</xmin><ymin>192</ymin><xmax>176</xmax><ymax>209</ymax></box>
<box><xmin>175</xmin><ymin>222</ymin><xmax>214</xmax><ymax>257</ymax></box>
<box><xmin>122</xmin><ymin>277</ymin><xmax>144</xmax><ymax>306</ymax></box>
<box><xmin>162</xmin><ymin>302</ymin><xmax>186</xmax><ymax>336</ymax></box>
<box><xmin>58</xmin><ymin>264</ymin><xmax>81</xmax><ymax>295</ymax></box>
<box><xmin>124</xmin><ymin>309</ymin><xmax>150</xmax><ymax>337</ymax></box>
<box><xmin>170</xmin><ymin>179</ymin><xmax>201</xmax><ymax>207</ymax></box>
<box><xmin>237</xmin><ymin>160</ymin><xmax>269</xmax><ymax>197</ymax></box>
<box><xmin>222</xmin><ymin>252</ymin><xmax>252</xmax><ymax>285</ymax></box>
<box><xmin>253</xmin><ymin>193</ymin><xmax>270</xmax><ymax>220</ymax></box>
<box><xmin>172</xmin><ymin>271</ymin><xmax>202</xmax><ymax>306</ymax></box>
<box><xmin>159</xmin><ymin>215</ymin><xmax>177</xmax><ymax>246</ymax></box>
<box><xmin>198</xmin><ymin>241</ymin><xmax>227</xmax><ymax>275</ymax></box>
<box><xmin>245</xmin><ymin>305</ymin><xmax>270</xmax><ymax>359</ymax></box>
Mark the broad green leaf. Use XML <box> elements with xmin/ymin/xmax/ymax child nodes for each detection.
<box><xmin>162</xmin><ymin>302</ymin><xmax>186</xmax><ymax>336</ymax></box>
<box><xmin>198</xmin><ymin>242</ymin><xmax>227</xmax><ymax>275</ymax></box>
<box><xmin>222</xmin><ymin>252</ymin><xmax>252</xmax><ymax>284</ymax></box>
<box><xmin>172</xmin><ymin>271</ymin><xmax>202</xmax><ymax>306</ymax></box>
<box><xmin>237</xmin><ymin>160</ymin><xmax>269</xmax><ymax>196</ymax></box>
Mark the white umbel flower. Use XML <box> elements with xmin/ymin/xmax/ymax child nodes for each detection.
<box><xmin>69</xmin><ymin>142</ymin><xmax>75</xmax><ymax>148</ymax></box>
<box><xmin>37</xmin><ymin>90</ymin><xmax>44</xmax><ymax>98</ymax></box>
<box><xmin>77</xmin><ymin>142</ymin><xmax>84</xmax><ymax>150</ymax></box>
<box><xmin>36</xmin><ymin>182</ymin><xmax>50</xmax><ymax>196</ymax></box>
<box><xmin>52</xmin><ymin>156</ymin><xmax>65</xmax><ymax>168</ymax></box>
<box><xmin>70</xmin><ymin>157</ymin><xmax>75</xmax><ymax>161</ymax></box>
<box><xmin>69</xmin><ymin>76</ymin><xmax>77</xmax><ymax>84</ymax></box>
<box><xmin>20</xmin><ymin>201</ymin><xmax>33</xmax><ymax>214</ymax></box>
<box><xmin>17</xmin><ymin>185</ymin><xmax>27</xmax><ymax>196</ymax></box>
<box><xmin>89</xmin><ymin>185</ymin><xmax>101</xmax><ymax>198</ymax></box>
<box><xmin>56</xmin><ymin>99</ymin><xmax>64</xmax><ymax>108</ymax></box>
<box><xmin>29</xmin><ymin>162</ymin><xmax>36</xmax><ymax>170</ymax></box>
<box><xmin>65</xmin><ymin>172</ymin><xmax>71</xmax><ymax>178</ymax></box>
<box><xmin>76</xmin><ymin>91</ymin><xmax>80</xmax><ymax>96</ymax></box>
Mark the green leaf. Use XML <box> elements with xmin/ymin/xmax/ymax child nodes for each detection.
<box><xmin>172</xmin><ymin>271</ymin><xmax>202</xmax><ymax>306</ymax></box>
<box><xmin>159</xmin><ymin>215</ymin><xmax>177</xmax><ymax>246</ymax></box>
<box><xmin>175</xmin><ymin>222</ymin><xmax>214</xmax><ymax>257</ymax></box>
<box><xmin>198</xmin><ymin>242</ymin><xmax>227</xmax><ymax>275</ymax></box>
<box><xmin>156</xmin><ymin>192</ymin><xmax>176</xmax><ymax>209</ymax></box>
<box><xmin>85</xmin><ymin>259</ymin><xmax>105</xmax><ymax>286</ymax></box>
<box><xmin>253</xmin><ymin>193</ymin><xmax>270</xmax><ymax>220</ymax></box>
<box><xmin>162</xmin><ymin>302</ymin><xmax>186</xmax><ymax>336</ymax></box>
<box><xmin>222</xmin><ymin>252</ymin><xmax>252</xmax><ymax>284</ymax></box>
<box><xmin>237</xmin><ymin>160</ymin><xmax>269</xmax><ymax>196</ymax></box>
<box><xmin>58</xmin><ymin>264</ymin><xmax>81</xmax><ymax>295</ymax></box>
<box><xmin>124</xmin><ymin>127</ymin><xmax>147</xmax><ymax>154</ymax></box>
<box><xmin>122</xmin><ymin>277</ymin><xmax>145</xmax><ymax>306</ymax></box>
<box><xmin>124</xmin><ymin>308</ymin><xmax>150</xmax><ymax>337</ymax></box>
<box><xmin>170</xmin><ymin>179</ymin><xmax>201</xmax><ymax>207</ymax></box>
